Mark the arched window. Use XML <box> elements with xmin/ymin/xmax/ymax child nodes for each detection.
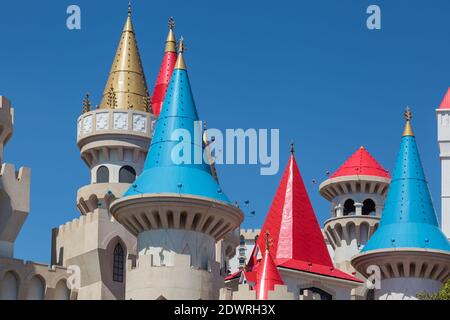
<box><xmin>113</xmin><ymin>243</ymin><xmax>124</xmax><ymax>283</ymax></box>
<box><xmin>300</xmin><ymin>287</ymin><xmax>332</xmax><ymax>300</ymax></box>
<box><xmin>96</xmin><ymin>166</ymin><xmax>109</xmax><ymax>183</ymax></box>
<box><xmin>119</xmin><ymin>166</ymin><xmax>136</xmax><ymax>183</ymax></box>
<box><xmin>54</xmin><ymin>280</ymin><xmax>70</xmax><ymax>300</ymax></box>
<box><xmin>343</xmin><ymin>199</ymin><xmax>355</xmax><ymax>216</ymax></box>
<box><xmin>26</xmin><ymin>276</ymin><xmax>45</xmax><ymax>300</ymax></box>
<box><xmin>0</xmin><ymin>271</ymin><xmax>19</xmax><ymax>300</ymax></box>
<box><xmin>362</xmin><ymin>199</ymin><xmax>376</xmax><ymax>216</ymax></box>
<box><xmin>366</xmin><ymin>289</ymin><xmax>375</xmax><ymax>300</ymax></box>
<box><xmin>239</xmin><ymin>235</ymin><xmax>245</xmax><ymax>245</ymax></box>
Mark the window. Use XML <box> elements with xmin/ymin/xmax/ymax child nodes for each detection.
<box><xmin>343</xmin><ymin>199</ymin><xmax>355</xmax><ymax>216</ymax></box>
<box><xmin>119</xmin><ymin>166</ymin><xmax>136</xmax><ymax>183</ymax></box>
<box><xmin>362</xmin><ymin>199</ymin><xmax>376</xmax><ymax>216</ymax></box>
<box><xmin>113</xmin><ymin>243</ymin><xmax>124</xmax><ymax>282</ymax></box>
<box><xmin>239</xmin><ymin>235</ymin><xmax>245</xmax><ymax>245</ymax></box>
<box><xmin>300</xmin><ymin>287</ymin><xmax>332</xmax><ymax>300</ymax></box>
<box><xmin>96</xmin><ymin>166</ymin><xmax>109</xmax><ymax>183</ymax></box>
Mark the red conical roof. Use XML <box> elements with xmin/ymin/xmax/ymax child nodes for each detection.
<box><xmin>151</xmin><ymin>23</ymin><xmax>177</xmax><ymax>116</ymax></box>
<box><xmin>331</xmin><ymin>147</ymin><xmax>390</xmax><ymax>179</ymax></box>
<box><xmin>247</xmin><ymin>149</ymin><xmax>362</xmax><ymax>283</ymax></box>
<box><xmin>256</xmin><ymin>152</ymin><xmax>333</xmax><ymax>265</ymax></box>
<box><xmin>254</xmin><ymin>247</ymin><xmax>284</xmax><ymax>300</ymax></box>
<box><xmin>439</xmin><ymin>88</ymin><xmax>450</xmax><ymax>109</ymax></box>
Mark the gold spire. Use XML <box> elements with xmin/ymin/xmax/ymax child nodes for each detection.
<box><xmin>82</xmin><ymin>93</ymin><xmax>91</xmax><ymax>114</ymax></box>
<box><xmin>99</xmin><ymin>4</ymin><xmax>150</xmax><ymax>111</ymax></box>
<box><xmin>174</xmin><ymin>36</ymin><xmax>187</xmax><ymax>70</ymax></box>
<box><xmin>265</xmin><ymin>231</ymin><xmax>271</xmax><ymax>253</ymax></box>
<box><xmin>165</xmin><ymin>17</ymin><xmax>177</xmax><ymax>53</ymax></box>
<box><xmin>403</xmin><ymin>106</ymin><xmax>415</xmax><ymax>137</ymax></box>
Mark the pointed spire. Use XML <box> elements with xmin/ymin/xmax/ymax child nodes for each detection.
<box><xmin>362</xmin><ymin>110</ymin><xmax>450</xmax><ymax>253</ymax></box>
<box><xmin>98</xmin><ymin>4</ymin><xmax>150</xmax><ymax>111</ymax></box>
<box><xmin>254</xmin><ymin>231</ymin><xmax>284</xmax><ymax>300</ymax></box>
<box><xmin>81</xmin><ymin>93</ymin><xmax>91</xmax><ymax>114</ymax></box>
<box><xmin>166</xmin><ymin>17</ymin><xmax>177</xmax><ymax>52</ymax></box>
<box><xmin>124</xmin><ymin>42</ymin><xmax>230</xmax><ymax>204</ymax></box>
<box><xmin>175</xmin><ymin>36</ymin><xmax>187</xmax><ymax>70</ymax></box>
<box><xmin>403</xmin><ymin>106</ymin><xmax>414</xmax><ymax>137</ymax></box>
<box><xmin>256</xmin><ymin>148</ymin><xmax>334</xmax><ymax>265</ymax></box>
<box><xmin>151</xmin><ymin>17</ymin><xmax>178</xmax><ymax>116</ymax></box>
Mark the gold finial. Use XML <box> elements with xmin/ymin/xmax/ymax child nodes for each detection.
<box><xmin>290</xmin><ymin>141</ymin><xmax>295</xmax><ymax>154</ymax></box>
<box><xmin>128</xmin><ymin>1</ymin><xmax>132</xmax><ymax>17</ymax></box>
<box><xmin>165</xmin><ymin>17</ymin><xmax>177</xmax><ymax>52</ymax></box>
<box><xmin>174</xmin><ymin>36</ymin><xmax>187</xmax><ymax>70</ymax></box>
<box><xmin>403</xmin><ymin>106</ymin><xmax>414</xmax><ymax>137</ymax></box>
<box><xmin>82</xmin><ymin>93</ymin><xmax>91</xmax><ymax>114</ymax></box>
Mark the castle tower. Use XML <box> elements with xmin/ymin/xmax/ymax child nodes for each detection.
<box><xmin>319</xmin><ymin>147</ymin><xmax>391</xmax><ymax>274</ymax></box>
<box><xmin>226</xmin><ymin>145</ymin><xmax>362</xmax><ymax>300</ymax></box>
<box><xmin>352</xmin><ymin>108</ymin><xmax>450</xmax><ymax>300</ymax></box>
<box><xmin>151</xmin><ymin>17</ymin><xmax>177</xmax><ymax>117</ymax></box>
<box><xmin>52</xmin><ymin>5</ymin><xmax>149</xmax><ymax>299</ymax></box>
<box><xmin>110</xmin><ymin>38</ymin><xmax>244</xmax><ymax>300</ymax></box>
<box><xmin>0</xmin><ymin>96</ymin><xmax>31</xmax><ymax>259</ymax></box>
<box><xmin>437</xmin><ymin>88</ymin><xmax>450</xmax><ymax>239</ymax></box>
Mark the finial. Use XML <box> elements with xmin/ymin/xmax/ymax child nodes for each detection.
<box><xmin>128</xmin><ymin>1</ymin><xmax>132</xmax><ymax>17</ymax></box>
<box><xmin>290</xmin><ymin>141</ymin><xmax>295</xmax><ymax>154</ymax></box>
<box><xmin>174</xmin><ymin>36</ymin><xmax>187</xmax><ymax>70</ymax></box>
<box><xmin>168</xmin><ymin>16</ymin><xmax>175</xmax><ymax>30</ymax></box>
<box><xmin>82</xmin><ymin>93</ymin><xmax>91</xmax><ymax>114</ymax></box>
<box><xmin>178</xmin><ymin>36</ymin><xmax>185</xmax><ymax>53</ymax></box>
<box><xmin>402</xmin><ymin>106</ymin><xmax>414</xmax><ymax>137</ymax></box>
<box><xmin>265</xmin><ymin>230</ymin><xmax>271</xmax><ymax>253</ymax></box>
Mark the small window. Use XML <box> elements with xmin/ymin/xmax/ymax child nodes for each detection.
<box><xmin>113</xmin><ymin>243</ymin><xmax>124</xmax><ymax>282</ymax></box>
<box><xmin>239</xmin><ymin>235</ymin><xmax>245</xmax><ymax>245</ymax></box>
<box><xmin>343</xmin><ymin>199</ymin><xmax>355</xmax><ymax>216</ymax></box>
<box><xmin>362</xmin><ymin>199</ymin><xmax>376</xmax><ymax>216</ymax></box>
<box><xmin>119</xmin><ymin>166</ymin><xmax>136</xmax><ymax>183</ymax></box>
<box><xmin>96</xmin><ymin>166</ymin><xmax>109</xmax><ymax>183</ymax></box>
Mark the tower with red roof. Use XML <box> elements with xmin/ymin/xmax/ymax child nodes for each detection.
<box><xmin>319</xmin><ymin>145</ymin><xmax>391</xmax><ymax>298</ymax></box>
<box><xmin>226</xmin><ymin>145</ymin><xmax>362</xmax><ymax>300</ymax></box>
<box><xmin>150</xmin><ymin>17</ymin><xmax>177</xmax><ymax>117</ymax></box>
<box><xmin>437</xmin><ymin>88</ymin><xmax>450</xmax><ymax>239</ymax></box>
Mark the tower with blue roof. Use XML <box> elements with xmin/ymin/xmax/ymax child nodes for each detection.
<box><xmin>110</xmin><ymin>38</ymin><xmax>243</xmax><ymax>300</ymax></box>
<box><xmin>352</xmin><ymin>108</ymin><xmax>450</xmax><ymax>300</ymax></box>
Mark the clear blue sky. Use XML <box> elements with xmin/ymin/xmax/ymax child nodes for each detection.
<box><xmin>1</xmin><ymin>0</ymin><xmax>449</xmax><ymax>263</ymax></box>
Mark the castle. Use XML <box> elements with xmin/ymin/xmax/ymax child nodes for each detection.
<box><xmin>0</xmin><ymin>6</ymin><xmax>449</xmax><ymax>300</ymax></box>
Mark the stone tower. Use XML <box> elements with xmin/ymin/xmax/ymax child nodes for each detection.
<box><xmin>110</xmin><ymin>39</ymin><xmax>244</xmax><ymax>300</ymax></box>
<box><xmin>0</xmin><ymin>96</ymin><xmax>31</xmax><ymax>259</ymax></box>
<box><xmin>52</xmin><ymin>6</ymin><xmax>152</xmax><ymax>300</ymax></box>
<box><xmin>437</xmin><ymin>88</ymin><xmax>450</xmax><ymax>239</ymax></box>
<box><xmin>352</xmin><ymin>108</ymin><xmax>450</xmax><ymax>300</ymax></box>
<box><xmin>319</xmin><ymin>147</ymin><xmax>391</xmax><ymax>276</ymax></box>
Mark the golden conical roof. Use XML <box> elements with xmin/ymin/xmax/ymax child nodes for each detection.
<box><xmin>99</xmin><ymin>5</ymin><xmax>150</xmax><ymax>111</ymax></box>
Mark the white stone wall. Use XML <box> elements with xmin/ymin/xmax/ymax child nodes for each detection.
<box><xmin>376</xmin><ymin>277</ymin><xmax>442</xmax><ymax>300</ymax></box>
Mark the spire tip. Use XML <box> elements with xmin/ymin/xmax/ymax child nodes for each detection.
<box><xmin>403</xmin><ymin>106</ymin><xmax>415</xmax><ymax>137</ymax></box>
<box><xmin>290</xmin><ymin>141</ymin><xmax>295</xmax><ymax>154</ymax></box>
<box><xmin>128</xmin><ymin>1</ymin><xmax>132</xmax><ymax>17</ymax></box>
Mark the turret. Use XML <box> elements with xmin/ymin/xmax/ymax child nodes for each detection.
<box><xmin>319</xmin><ymin>147</ymin><xmax>391</xmax><ymax>276</ymax></box>
<box><xmin>437</xmin><ymin>88</ymin><xmax>450</xmax><ymax>239</ymax></box>
<box><xmin>110</xmin><ymin>38</ymin><xmax>244</xmax><ymax>300</ymax></box>
<box><xmin>76</xmin><ymin>5</ymin><xmax>154</xmax><ymax>214</ymax></box>
<box><xmin>352</xmin><ymin>108</ymin><xmax>450</xmax><ymax>300</ymax></box>
<box><xmin>0</xmin><ymin>96</ymin><xmax>31</xmax><ymax>258</ymax></box>
<box><xmin>151</xmin><ymin>17</ymin><xmax>177</xmax><ymax>117</ymax></box>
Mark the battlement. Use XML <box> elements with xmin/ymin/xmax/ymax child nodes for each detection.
<box><xmin>57</xmin><ymin>211</ymin><xmax>98</xmax><ymax>235</ymax></box>
<box><xmin>220</xmin><ymin>284</ymin><xmax>294</xmax><ymax>300</ymax></box>
<box><xmin>240</xmin><ymin>229</ymin><xmax>260</xmax><ymax>241</ymax></box>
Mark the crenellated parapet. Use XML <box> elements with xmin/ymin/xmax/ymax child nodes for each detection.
<box><xmin>125</xmin><ymin>252</ymin><xmax>223</xmax><ymax>300</ymax></box>
<box><xmin>219</xmin><ymin>284</ymin><xmax>294</xmax><ymax>300</ymax></box>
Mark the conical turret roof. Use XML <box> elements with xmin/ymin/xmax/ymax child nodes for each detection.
<box><xmin>254</xmin><ymin>233</ymin><xmax>284</xmax><ymax>300</ymax></box>
<box><xmin>439</xmin><ymin>88</ymin><xmax>450</xmax><ymax>110</ymax></box>
<box><xmin>99</xmin><ymin>5</ymin><xmax>150</xmax><ymax>111</ymax></box>
<box><xmin>331</xmin><ymin>147</ymin><xmax>390</xmax><ymax>179</ymax></box>
<box><xmin>151</xmin><ymin>17</ymin><xmax>177</xmax><ymax>116</ymax></box>
<box><xmin>362</xmin><ymin>109</ymin><xmax>450</xmax><ymax>253</ymax></box>
<box><xmin>247</xmin><ymin>146</ymin><xmax>360</xmax><ymax>283</ymax></box>
<box><xmin>124</xmin><ymin>40</ymin><xmax>230</xmax><ymax>204</ymax></box>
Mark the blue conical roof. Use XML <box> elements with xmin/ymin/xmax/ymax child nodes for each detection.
<box><xmin>123</xmin><ymin>52</ymin><xmax>230</xmax><ymax>204</ymax></box>
<box><xmin>362</xmin><ymin>119</ymin><xmax>450</xmax><ymax>253</ymax></box>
